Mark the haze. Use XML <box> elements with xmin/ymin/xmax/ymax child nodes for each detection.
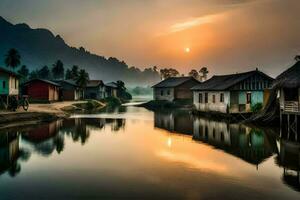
<box><xmin>1</xmin><ymin>0</ymin><xmax>300</xmax><ymax>77</ymax></box>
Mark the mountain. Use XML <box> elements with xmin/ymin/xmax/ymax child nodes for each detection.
<box><xmin>0</xmin><ymin>16</ymin><xmax>160</xmax><ymax>86</ymax></box>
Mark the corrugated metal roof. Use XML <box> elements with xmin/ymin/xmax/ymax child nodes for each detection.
<box><xmin>0</xmin><ymin>66</ymin><xmax>21</xmax><ymax>77</ymax></box>
<box><xmin>86</xmin><ymin>80</ymin><xmax>103</xmax><ymax>87</ymax></box>
<box><xmin>152</xmin><ymin>77</ymin><xmax>197</xmax><ymax>88</ymax></box>
<box><xmin>24</xmin><ymin>79</ymin><xmax>61</xmax><ymax>87</ymax></box>
<box><xmin>191</xmin><ymin>70</ymin><xmax>273</xmax><ymax>91</ymax></box>
<box><xmin>105</xmin><ymin>82</ymin><xmax>118</xmax><ymax>88</ymax></box>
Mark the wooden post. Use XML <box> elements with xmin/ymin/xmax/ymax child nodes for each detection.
<box><xmin>280</xmin><ymin>111</ymin><xmax>282</xmax><ymax>137</ymax></box>
<box><xmin>296</xmin><ymin>115</ymin><xmax>298</xmax><ymax>141</ymax></box>
<box><xmin>287</xmin><ymin>114</ymin><xmax>290</xmax><ymax>140</ymax></box>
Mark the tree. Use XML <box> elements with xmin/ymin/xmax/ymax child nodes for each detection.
<box><xmin>160</xmin><ymin>68</ymin><xmax>179</xmax><ymax>79</ymax></box>
<box><xmin>199</xmin><ymin>67</ymin><xmax>209</xmax><ymax>82</ymax></box>
<box><xmin>28</xmin><ymin>70</ymin><xmax>38</xmax><ymax>80</ymax></box>
<box><xmin>76</xmin><ymin>69</ymin><xmax>89</xmax><ymax>89</ymax></box>
<box><xmin>52</xmin><ymin>60</ymin><xmax>64</xmax><ymax>79</ymax></box>
<box><xmin>4</xmin><ymin>48</ymin><xmax>21</xmax><ymax>71</ymax></box>
<box><xmin>71</xmin><ymin>65</ymin><xmax>79</xmax><ymax>80</ymax></box>
<box><xmin>188</xmin><ymin>69</ymin><xmax>199</xmax><ymax>79</ymax></box>
<box><xmin>18</xmin><ymin>65</ymin><xmax>29</xmax><ymax>79</ymax></box>
<box><xmin>38</xmin><ymin>65</ymin><xmax>50</xmax><ymax>79</ymax></box>
<box><xmin>65</xmin><ymin>69</ymin><xmax>72</xmax><ymax>80</ymax></box>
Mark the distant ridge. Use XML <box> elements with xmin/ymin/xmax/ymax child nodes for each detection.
<box><xmin>0</xmin><ymin>16</ymin><xmax>160</xmax><ymax>85</ymax></box>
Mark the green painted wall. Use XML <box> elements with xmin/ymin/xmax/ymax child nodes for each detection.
<box><xmin>251</xmin><ymin>91</ymin><xmax>263</xmax><ymax>105</ymax></box>
<box><xmin>238</xmin><ymin>92</ymin><xmax>246</xmax><ymax>104</ymax></box>
<box><xmin>238</xmin><ymin>91</ymin><xmax>263</xmax><ymax>105</ymax></box>
<box><xmin>0</xmin><ymin>73</ymin><xmax>9</xmax><ymax>95</ymax></box>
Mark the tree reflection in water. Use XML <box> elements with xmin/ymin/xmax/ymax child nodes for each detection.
<box><xmin>0</xmin><ymin>130</ymin><xmax>31</xmax><ymax>177</ymax></box>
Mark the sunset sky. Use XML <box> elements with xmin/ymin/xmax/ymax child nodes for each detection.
<box><xmin>1</xmin><ymin>0</ymin><xmax>300</xmax><ymax>77</ymax></box>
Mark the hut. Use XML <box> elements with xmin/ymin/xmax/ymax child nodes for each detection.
<box><xmin>192</xmin><ymin>69</ymin><xmax>274</xmax><ymax>114</ymax></box>
<box><xmin>56</xmin><ymin>80</ymin><xmax>83</xmax><ymax>101</ymax></box>
<box><xmin>272</xmin><ymin>60</ymin><xmax>300</xmax><ymax>136</ymax></box>
<box><xmin>105</xmin><ymin>82</ymin><xmax>118</xmax><ymax>98</ymax></box>
<box><xmin>0</xmin><ymin>67</ymin><xmax>20</xmax><ymax>96</ymax></box>
<box><xmin>152</xmin><ymin>77</ymin><xmax>200</xmax><ymax>102</ymax></box>
<box><xmin>23</xmin><ymin>79</ymin><xmax>60</xmax><ymax>102</ymax></box>
<box><xmin>85</xmin><ymin>80</ymin><xmax>105</xmax><ymax>99</ymax></box>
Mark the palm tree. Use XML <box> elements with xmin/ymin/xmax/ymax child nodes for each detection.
<box><xmin>5</xmin><ymin>48</ymin><xmax>21</xmax><ymax>71</ymax></box>
<box><xmin>199</xmin><ymin>67</ymin><xmax>209</xmax><ymax>82</ymax></box>
<box><xmin>52</xmin><ymin>60</ymin><xmax>64</xmax><ymax>79</ymax></box>
<box><xmin>76</xmin><ymin>69</ymin><xmax>89</xmax><ymax>89</ymax></box>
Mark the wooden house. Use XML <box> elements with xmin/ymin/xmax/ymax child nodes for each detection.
<box><xmin>105</xmin><ymin>82</ymin><xmax>118</xmax><ymax>98</ymax></box>
<box><xmin>0</xmin><ymin>67</ymin><xmax>20</xmax><ymax>96</ymax></box>
<box><xmin>23</xmin><ymin>79</ymin><xmax>60</xmax><ymax>102</ymax></box>
<box><xmin>56</xmin><ymin>80</ymin><xmax>83</xmax><ymax>101</ymax></box>
<box><xmin>85</xmin><ymin>80</ymin><xmax>105</xmax><ymax>99</ymax></box>
<box><xmin>152</xmin><ymin>77</ymin><xmax>200</xmax><ymax>102</ymax></box>
<box><xmin>192</xmin><ymin>69</ymin><xmax>274</xmax><ymax>113</ymax></box>
<box><xmin>272</xmin><ymin>61</ymin><xmax>300</xmax><ymax>136</ymax></box>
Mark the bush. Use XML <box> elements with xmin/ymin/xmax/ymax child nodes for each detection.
<box><xmin>251</xmin><ymin>103</ymin><xmax>263</xmax><ymax>113</ymax></box>
<box><xmin>103</xmin><ymin>97</ymin><xmax>122</xmax><ymax>107</ymax></box>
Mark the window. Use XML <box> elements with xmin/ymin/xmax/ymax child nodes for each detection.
<box><xmin>167</xmin><ymin>90</ymin><xmax>170</xmax><ymax>95</ymax></box>
<box><xmin>199</xmin><ymin>93</ymin><xmax>203</xmax><ymax>103</ymax></box>
<box><xmin>246</xmin><ymin>93</ymin><xmax>251</xmax><ymax>104</ymax></box>
<box><xmin>160</xmin><ymin>90</ymin><xmax>163</xmax><ymax>96</ymax></box>
<box><xmin>2</xmin><ymin>81</ymin><xmax>5</xmax><ymax>89</ymax></box>
<box><xmin>252</xmin><ymin>82</ymin><xmax>255</xmax><ymax>90</ymax></box>
<box><xmin>220</xmin><ymin>93</ymin><xmax>224</xmax><ymax>103</ymax></box>
<box><xmin>212</xmin><ymin>95</ymin><xmax>216</xmax><ymax>103</ymax></box>
<box><xmin>205</xmin><ymin>93</ymin><xmax>208</xmax><ymax>103</ymax></box>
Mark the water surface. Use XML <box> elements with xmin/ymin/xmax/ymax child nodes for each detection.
<box><xmin>0</xmin><ymin>106</ymin><xmax>299</xmax><ymax>199</ymax></box>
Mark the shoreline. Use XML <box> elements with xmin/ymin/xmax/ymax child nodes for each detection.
<box><xmin>0</xmin><ymin>100</ymin><xmax>107</xmax><ymax>129</ymax></box>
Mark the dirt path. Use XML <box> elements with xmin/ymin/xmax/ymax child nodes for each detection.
<box><xmin>28</xmin><ymin>101</ymin><xmax>87</xmax><ymax>114</ymax></box>
<box><xmin>0</xmin><ymin>101</ymin><xmax>87</xmax><ymax>128</ymax></box>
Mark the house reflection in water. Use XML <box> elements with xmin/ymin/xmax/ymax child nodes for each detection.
<box><xmin>0</xmin><ymin>131</ymin><xmax>23</xmax><ymax>176</ymax></box>
<box><xmin>193</xmin><ymin>118</ymin><xmax>276</xmax><ymax>166</ymax></box>
<box><xmin>276</xmin><ymin>136</ymin><xmax>300</xmax><ymax>192</ymax></box>
<box><xmin>154</xmin><ymin>110</ymin><xmax>276</xmax><ymax>166</ymax></box>
<box><xmin>154</xmin><ymin>110</ymin><xmax>193</xmax><ymax>135</ymax></box>
<box><xmin>22</xmin><ymin>120</ymin><xmax>63</xmax><ymax>155</ymax></box>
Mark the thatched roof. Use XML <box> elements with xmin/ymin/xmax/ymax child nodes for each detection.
<box><xmin>272</xmin><ymin>61</ymin><xmax>300</xmax><ymax>89</ymax></box>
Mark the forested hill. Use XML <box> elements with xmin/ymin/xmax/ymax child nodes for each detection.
<box><xmin>0</xmin><ymin>16</ymin><xmax>160</xmax><ymax>86</ymax></box>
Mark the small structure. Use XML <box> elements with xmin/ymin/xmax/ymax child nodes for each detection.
<box><xmin>23</xmin><ymin>79</ymin><xmax>60</xmax><ymax>102</ymax></box>
<box><xmin>0</xmin><ymin>67</ymin><xmax>20</xmax><ymax>96</ymax></box>
<box><xmin>56</xmin><ymin>80</ymin><xmax>83</xmax><ymax>101</ymax></box>
<box><xmin>192</xmin><ymin>69</ymin><xmax>274</xmax><ymax>113</ymax></box>
<box><xmin>85</xmin><ymin>80</ymin><xmax>105</xmax><ymax>99</ymax></box>
<box><xmin>273</xmin><ymin>61</ymin><xmax>300</xmax><ymax>137</ymax></box>
<box><xmin>152</xmin><ymin>77</ymin><xmax>200</xmax><ymax>101</ymax></box>
<box><xmin>105</xmin><ymin>82</ymin><xmax>118</xmax><ymax>98</ymax></box>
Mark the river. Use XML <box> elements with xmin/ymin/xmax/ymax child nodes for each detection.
<box><xmin>0</xmin><ymin>104</ymin><xmax>299</xmax><ymax>199</ymax></box>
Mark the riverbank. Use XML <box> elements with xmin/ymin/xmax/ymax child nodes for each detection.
<box><xmin>0</xmin><ymin>100</ymin><xmax>107</xmax><ymax>128</ymax></box>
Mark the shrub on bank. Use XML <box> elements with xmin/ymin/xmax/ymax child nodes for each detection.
<box><xmin>251</xmin><ymin>103</ymin><xmax>263</xmax><ymax>113</ymax></box>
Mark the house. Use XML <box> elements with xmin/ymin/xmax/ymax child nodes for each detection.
<box><xmin>85</xmin><ymin>80</ymin><xmax>105</xmax><ymax>99</ymax></box>
<box><xmin>0</xmin><ymin>67</ymin><xmax>20</xmax><ymax>96</ymax></box>
<box><xmin>152</xmin><ymin>77</ymin><xmax>200</xmax><ymax>101</ymax></box>
<box><xmin>271</xmin><ymin>61</ymin><xmax>300</xmax><ymax>136</ymax></box>
<box><xmin>192</xmin><ymin>69</ymin><xmax>274</xmax><ymax>113</ymax></box>
<box><xmin>23</xmin><ymin>79</ymin><xmax>60</xmax><ymax>102</ymax></box>
<box><xmin>56</xmin><ymin>80</ymin><xmax>83</xmax><ymax>101</ymax></box>
<box><xmin>105</xmin><ymin>82</ymin><xmax>118</xmax><ymax>98</ymax></box>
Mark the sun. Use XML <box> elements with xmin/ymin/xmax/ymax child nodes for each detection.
<box><xmin>184</xmin><ymin>47</ymin><xmax>190</xmax><ymax>53</ymax></box>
